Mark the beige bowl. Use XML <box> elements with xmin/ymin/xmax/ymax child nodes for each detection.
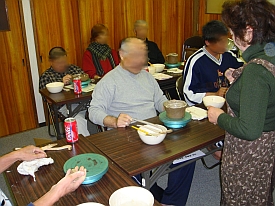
<box><xmin>77</xmin><ymin>203</ymin><xmax>104</xmax><ymax>206</ymax></box>
<box><xmin>152</xmin><ymin>64</ymin><xmax>165</xmax><ymax>73</ymax></box>
<box><xmin>203</xmin><ymin>96</ymin><xmax>225</xmax><ymax>108</ymax></box>
<box><xmin>46</xmin><ymin>82</ymin><xmax>64</xmax><ymax>93</ymax></box>
<box><xmin>137</xmin><ymin>124</ymin><xmax>167</xmax><ymax>145</ymax></box>
<box><xmin>148</xmin><ymin>66</ymin><xmax>156</xmax><ymax>74</ymax></box>
<box><xmin>109</xmin><ymin>186</ymin><xmax>154</xmax><ymax>206</ymax></box>
<box><xmin>164</xmin><ymin>100</ymin><xmax>187</xmax><ymax>119</ymax></box>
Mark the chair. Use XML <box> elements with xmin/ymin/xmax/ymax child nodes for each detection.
<box><xmin>182</xmin><ymin>36</ymin><xmax>204</xmax><ymax>61</ymax></box>
<box><xmin>85</xmin><ymin>110</ymin><xmax>107</xmax><ymax>134</ymax></box>
<box><xmin>44</xmin><ymin>99</ymin><xmax>70</xmax><ymax>137</ymax></box>
<box><xmin>46</xmin><ymin>102</ymin><xmax>57</xmax><ymax>137</ymax></box>
<box><xmin>175</xmin><ymin>76</ymin><xmax>221</xmax><ymax>169</ymax></box>
<box><xmin>176</xmin><ymin>76</ymin><xmax>184</xmax><ymax>100</ymax></box>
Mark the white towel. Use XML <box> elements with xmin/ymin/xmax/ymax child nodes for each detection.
<box><xmin>152</xmin><ymin>73</ymin><xmax>173</xmax><ymax>80</ymax></box>
<box><xmin>17</xmin><ymin>157</ymin><xmax>54</xmax><ymax>181</ymax></box>
<box><xmin>186</xmin><ymin>106</ymin><xmax>207</xmax><ymax>120</ymax></box>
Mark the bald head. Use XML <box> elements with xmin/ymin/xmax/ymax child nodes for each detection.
<box><xmin>134</xmin><ymin>20</ymin><xmax>148</xmax><ymax>30</ymax></box>
<box><xmin>120</xmin><ymin>37</ymin><xmax>146</xmax><ymax>54</ymax></box>
<box><xmin>119</xmin><ymin>37</ymin><xmax>148</xmax><ymax>74</ymax></box>
<box><xmin>134</xmin><ymin>20</ymin><xmax>149</xmax><ymax>40</ymax></box>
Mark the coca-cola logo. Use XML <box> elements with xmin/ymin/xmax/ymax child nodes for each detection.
<box><xmin>65</xmin><ymin>125</ymin><xmax>73</xmax><ymax>140</ymax></box>
<box><xmin>74</xmin><ymin>82</ymin><xmax>79</xmax><ymax>92</ymax></box>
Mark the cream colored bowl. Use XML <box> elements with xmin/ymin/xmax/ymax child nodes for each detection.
<box><xmin>137</xmin><ymin>124</ymin><xmax>167</xmax><ymax>145</ymax></box>
<box><xmin>152</xmin><ymin>64</ymin><xmax>165</xmax><ymax>73</ymax></box>
<box><xmin>109</xmin><ymin>186</ymin><xmax>154</xmax><ymax>206</ymax></box>
<box><xmin>46</xmin><ymin>82</ymin><xmax>64</xmax><ymax>93</ymax></box>
<box><xmin>203</xmin><ymin>96</ymin><xmax>225</xmax><ymax>108</ymax></box>
<box><xmin>77</xmin><ymin>203</ymin><xmax>104</xmax><ymax>206</ymax></box>
<box><xmin>148</xmin><ymin>66</ymin><xmax>156</xmax><ymax>74</ymax></box>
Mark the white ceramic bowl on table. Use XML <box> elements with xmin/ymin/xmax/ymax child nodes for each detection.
<box><xmin>152</xmin><ymin>64</ymin><xmax>165</xmax><ymax>73</ymax></box>
<box><xmin>148</xmin><ymin>66</ymin><xmax>156</xmax><ymax>74</ymax></box>
<box><xmin>46</xmin><ymin>82</ymin><xmax>64</xmax><ymax>93</ymax></box>
<box><xmin>203</xmin><ymin>96</ymin><xmax>225</xmax><ymax>108</ymax></box>
<box><xmin>137</xmin><ymin>124</ymin><xmax>167</xmax><ymax>145</ymax></box>
<box><xmin>77</xmin><ymin>203</ymin><xmax>104</xmax><ymax>206</ymax></box>
<box><xmin>109</xmin><ymin>186</ymin><xmax>154</xmax><ymax>206</ymax></box>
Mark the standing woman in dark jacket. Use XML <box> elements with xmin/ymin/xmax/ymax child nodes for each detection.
<box><xmin>207</xmin><ymin>0</ymin><xmax>275</xmax><ymax>205</ymax></box>
<box><xmin>82</xmin><ymin>24</ymin><xmax>120</xmax><ymax>79</ymax></box>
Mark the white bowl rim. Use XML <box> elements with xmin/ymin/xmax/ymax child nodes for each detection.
<box><xmin>138</xmin><ymin>124</ymin><xmax>167</xmax><ymax>136</ymax></box>
<box><xmin>152</xmin><ymin>63</ymin><xmax>165</xmax><ymax>67</ymax></box>
<box><xmin>77</xmin><ymin>203</ymin><xmax>105</xmax><ymax>206</ymax></box>
<box><xmin>109</xmin><ymin>186</ymin><xmax>154</xmax><ymax>206</ymax></box>
<box><xmin>203</xmin><ymin>95</ymin><xmax>225</xmax><ymax>102</ymax></box>
<box><xmin>46</xmin><ymin>82</ymin><xmax>64</xmax><ymax>87</ymax></box>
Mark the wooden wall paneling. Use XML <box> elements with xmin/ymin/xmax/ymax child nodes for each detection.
<box><xmin>152</xmin><ymin>0</ymin><xmax>194</xmax><ymax>59</ymax></box>
<box><xmin>78</xmin><ymin>0</ymin><xmax>193</xmax><ymax>62</ymax></box>
<box><xmin>0</xmin><ymin>0</ymin><xmax>37</xmax><ymax>137</ymax></box>
<box><xmin>31</xmin><ymin>0</ymin><xmax>82</xmax><ymax>75</ymax></box>
<box><xmin>198</xmin><ymin>0</ymin><xmax>221</xmax><ymax>35</ymax></box>
<box><xmin>114</xmin><ymin>0</ymin><xmax>154</xmax><ymax>48</ymax></box>
<box><xmin>78</xmin><ymin>0</ymin><xmax>115</xmax><ymax>54</ymax></box>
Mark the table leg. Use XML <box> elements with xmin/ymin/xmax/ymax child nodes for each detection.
<box><xmin>67</xmin><ymin>104</ymin><xmax>72</xmax><ymax>116</ymax></box>
<box><xmin>141</xmin><ymin>162</ymin><xmax>171</xmax><ymax>190</ymax></box>
<box><xmin>140</xmin><ymin>146</ymin><xmax>223</xmax><ymax>190</ymax></box>
<box><xmin>52</xmin><ymin>105</ymin><xmax>62</xmax><ymax>139</ymax></box>
<box><xmin>141</xmin><ymin>171</ymin><xmax>151</xmax><ymax>190</ymax></box>
<box><xmin>67</xmin><ymin>100</ymin><xmax>90</xmax><ymax>117</ymax></box>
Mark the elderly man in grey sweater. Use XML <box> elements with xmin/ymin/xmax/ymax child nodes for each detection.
<box><xmin>89</xmin><ymin>37</ymin><xmax>166</xmax><ymax>127</ymax></box>
<box><xmin>89</xmin><ymin>37</ymin><xmax>195</xmax><ymax>206</ymax></box>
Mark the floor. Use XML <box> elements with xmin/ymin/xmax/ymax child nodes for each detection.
<box><xmin>0</xmin><ymin>126</ymin><xmax>271</xmax><ymax>206</ymax></box>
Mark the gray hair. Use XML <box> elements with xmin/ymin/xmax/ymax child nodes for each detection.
<box><xmin>119</xmin><ymin>37</ymin><xmax>146</xmax><ymax>55</ymax></box>
<box><xmin>134</xmin><ymin>20</ymin><xmax>148</xmax><ymax>30</ymax></box>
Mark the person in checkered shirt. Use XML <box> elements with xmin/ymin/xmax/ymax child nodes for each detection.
<box><xmin>39</xmin><ymin>47</ymin><xmax>84</xmax><ymax>90</ymax></box>
<box><xmin>39</xmin><ymin>47</ymin><xmax>90</xmax><ymax>137</ymax></box>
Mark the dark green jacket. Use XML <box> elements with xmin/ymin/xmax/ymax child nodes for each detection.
<box><xmin>218</xmin><ymin>43</ymin><xmax>275</xmax><ymax>140</ymax></box>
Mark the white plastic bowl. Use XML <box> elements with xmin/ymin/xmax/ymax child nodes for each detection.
<box><xmin>109</xmin><ymin>186</ymin><xmax>154</xmax><ymax>206</ymax></box>
<box><xmin>203</xmin><ymin>96</ymin><xmax>225</xmax><ymax>108</ymax></box>
<box><xmin>137</xmin><ymin>124</ymin><xmax>167</xmax><ymax>145</ymax></box>
<box><xmin>152</xmin><ymin>64</ymin><xmax>165</xmax><ymax>73</ymax></box>
<box><xmin>77</xmin><ymin>203</ymin><xmax>104</xmax><ymax>206</ymax></box>
<box><xmin>148</xmin><ymin>66</ymin><xmax>156</xmax><ymax>74</ymax></box>
<box><xmin>46</xmin><ymin>82</ymin><xmax>64</xmax><ymax>93</ymax></box>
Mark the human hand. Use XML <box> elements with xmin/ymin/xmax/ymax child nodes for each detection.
<box><xmin>216</xmin><ymin>87</ymin><xmax>228</xmax><ymax>97</ymax></box>
<box><xmin>15</xmin><ymin>145</ymin><xmax>47</xmax><ymax>161</ymax></box>
<box><xmin>51</xmin><ymin>166</ymin><xmax>86</xmax><ymax>198</ymax></box>
<box><xmin>207</xmin><ymin>106</ymin><xmax>224</xmax><ymax>124</ymax></box>
<box><xmin>117</xmin><ymin>113</ymin><xmax>132</xmax><ymax>127</ymax></box>
<box><xmin>63</xmin><ymin>75</ymin><xmax>72</xmax><ymax>85</ymax></box>
<box><xmin>225</xmin><ymin>68</ymin><xmax>235</xmax><ymax>83</ymax></box>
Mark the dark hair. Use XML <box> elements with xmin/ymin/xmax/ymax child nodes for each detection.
<box><xmin>48</xmin><ymin>47</ymin><xmax>67</xmax><ymax>60</ymax></box>
<box><xmin>90</xmin><ymin>24</ymin><xmax>108</xmax><ymax>42</ymax></box>
<box><xmin>202</xmin><ymin>20</ymin><xmax>229</xmax><ymax>44</ymax></box>
<box><xmin>222</xmin><ymin>0</ymin><xmax>275</xmax><ymax>45</ymax></box>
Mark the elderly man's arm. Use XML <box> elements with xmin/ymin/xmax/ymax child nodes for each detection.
<box><xmin>103</xmin><ymin>114</ymin><xmax>132</xmax><ymax>128</ymax></box>
<box><xmin>0</xmin><ymin>146</ymin><xmax>47</xmax><ymax>174</ymax></box>
<box><xmin>89</xmin><ymin>80</ymin><xmax>133</xmax><ymax>128</ymax></box>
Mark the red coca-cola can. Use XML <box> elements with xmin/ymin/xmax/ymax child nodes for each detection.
<box><xmin>73</xmin><ymin>77</ymin><xmax>82</xmax><ymax>94</ymax></box>
<box><xmin>64</xmin><ymin>118</ymin><xmax>78</xmax><ymax>143</ymax></box>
